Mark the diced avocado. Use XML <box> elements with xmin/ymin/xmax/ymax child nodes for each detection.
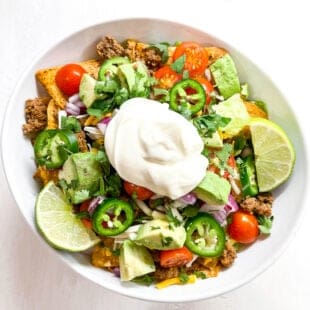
<box><xmin>135</xmin><ymin>219</ymin><xmax>186</xmax><ymax>250</ymax></box>
<box><xmin>213</xmin><ymin>93</ymin><xmax>250</xmax><ymax>138</ymax></box>
<box><xmin>118</xmin><ymin>61</ymin><xmax>149</xmax><ymax>95</ymax></box>
<box><xmin>203</xmin><ymin>131</ymin><xmax>223</xmax><ymax>148</ymax></box>
<box><xmin>210</xmin><ymin>54</ymin><xmax>240</xmax><ymax>99</ymax></box>
<box><xmin>79</xmin><ymin>74</ymin><xmax>97</xmax><ymax>108</ymax></box>
<box><xmin>120</xmin><ymin>240</ymin><xmax>155</xmax><ymax>281</ymax></box>
<box><xmin>59</xmin><ymin>152</ymin><xmax>102</xmax><ymax>203</ymax></box>
<box><xmin>118</xmin><ymin>63</ymin><xmax>136</xmax><ymax>93</ymax></box>
<box><xmin>193</xmin><ymin>171</ymin><xmax>231</xmax><ymax>205</ymax></box>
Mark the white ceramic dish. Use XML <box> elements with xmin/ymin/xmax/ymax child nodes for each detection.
<box><xmin>1</xmin><ymin>18</ymin><xmax>308</xmax><ymax>302</ymax></box>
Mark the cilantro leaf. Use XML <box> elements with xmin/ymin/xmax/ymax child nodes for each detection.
<box><xmin>194</xmin><ymin>271</ymin><xmax>207</xmax><ymax>279</ymax></box>
<box><xmin>192</xmin><ymin>113</ymin><xmax>231</xmax><ymax>138</ymax></box>
<box><xmin>132</xmin><ymin>274</ymin><xmax>154</xmax><ymax>286</ymax></box>
<box><xmin>161</xmin><ymin>235</ymin><xmax>173</xmax><ymax>247</ymax></box>
<box><xmin>150</xmin><ymin>42</ymin><xmax>170</xmax><ymax>63</ymax></box>
<box><xmin>178</xmin><ymin>271</ymin><xmax>189</xmax><ymax>283</ymax></box>
<box><xmin>170</xmin><ymin>54</ymin><xmax>186</xmax><ymax>73</ymax></box>
<box><xmin>182</xmin><ymin>204</ymin><xmax>200</xmax><ymax>218</ymax></box>
<box><xmin>257</xmin><ymin>215</ymin><xmax>274</xmax><ymax>234</ymax></box>
<box><xmin>166</xmin><ymin>207</ymin><xmax>182</xmax><ymax>226</ymax></box>
<box><xmin>61</xmin><ymin>116</ymin><xmax>81</xmax><ymax>132</ymax></box>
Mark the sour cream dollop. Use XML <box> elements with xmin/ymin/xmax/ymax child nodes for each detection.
<box><xmin>104</xmin><ymin>98</ymin><xmax>208</xmax><ymax>199</ymax></box>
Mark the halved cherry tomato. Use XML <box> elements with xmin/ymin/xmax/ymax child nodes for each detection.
<box><xmin>79</xmin><ymin>200</ymin><xmax>92</xmax><ymax>229</ymax></box>
<box><xmin>153</xmin><ymin>65</ymin><xmax>181</xmax><ymax>89</ymax></box>
<box><xmin>160</xmin><ymin>247</ymin><xmax>193</xmax><ymax>268</ymax></box>
<box><xmin>55</xmin><ymin>64</ymin><xmax>86</xmax><ymax>96</ymax></box>
<box><xmin>123</xmin><ymin>181</ymin><xmax>154</xmax><ymax>200</ymax></box>
<box><xmin>227</xmin><ymin>210</ymin><xmax>259</xmax><ymax>244</ymax></box>
<box><xmin>186</xmin><ymin>76</ymin><xmax>214</xmax><ymax>104</ymax></box>
<box><xmin>173</xmin><ymin>42</ymin><xmax>208</xmax><ymax>77</ymax></box>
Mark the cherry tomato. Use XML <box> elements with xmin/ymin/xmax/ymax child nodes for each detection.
<box><xmin>227</xmin><ymin>211</ymin><xmax>259</xmax><ymax>244</ymax></box>
<box><xmin>79</xmin><ymin>200</ymin><xmax>92</xmax><ymax>229</ymax></box>
<box><xmin>223</xmin><ymin>155</ymin><xmax>237</xmax><ymax>179</ymax></box>
<box><xmin>123</xmin><ymin>181</ymin><xmax>154</xmax><ymax>200</ymax></box>
<box><xmin>55</xmin><ymin>64</ymin><xmax>86</xmax><ymax>96</ymax></box>
<box><xmin>153</xmin><ymin>65</ymin><xmax>181</xmax><ymax>89</ymax></box>
<box><xmin>173</xmin><ymin>42</ymin><xmax>208</xmax><ymax>77</ymax></box>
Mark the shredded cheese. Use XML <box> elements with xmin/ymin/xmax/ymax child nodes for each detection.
<box><xmin>155</xmin><ymin>275</ymin><xmax>196</xmax><ymax>289</ymax></box>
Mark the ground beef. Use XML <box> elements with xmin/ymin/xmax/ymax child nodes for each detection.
<box><xmin>220</xmin><ymin>242</ymin><xmax>237</xmax><ymax>267</ymax></box>
<box><xmin>240</xmin><ymin>192</ymin><xmax>273</xmax><ymax>216</ymax></box>
<box><xmin>22</xmin><ymin>97</ymin><xmax>50</xmax><ymax>139</ymax></box>
<box><xmin>153</xmin><ymin>266</ymin><xmax>179</xmax><ymax>282</ymax></box>
<box><xmin>123</xmin><ymin>39</ymin><xmax>162</xmax><ymax>71</ymax></box>
<box><xmin>96</xmin><ymin>36</ymin><xmax>125</xmax><ymax>60</ymax></box>
<box><xmin>75</xmin><ymin>131</ymin><xmax>88</xmax><ymax>152</ymax></box>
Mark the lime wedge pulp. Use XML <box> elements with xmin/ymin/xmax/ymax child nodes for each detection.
<box><xmin>35</xmin><ymin>181</ymin><xmax>100</xmax><ymax>251</ymax></box>
<box><xmin>249</xmin><ymin>118</ymin><xmax>296</xmax><ymax>192</ymax></box>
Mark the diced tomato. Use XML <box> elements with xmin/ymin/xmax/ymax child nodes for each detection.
<box><xmin>224</xmin><ymin>155</ymin><xmax>237</xmax><ymax>179</ymax></box>
<box><xmin>123</xmin><ymin>181</ymin><xmax>154</xmax><ymax>200</ymax></box>
<box><xmin>154</xmin><ymin>65</ymin><xmax>181</xmax><ymax>89</ymax></box>
<box><xmin>160</xmin><ymin>247</ymin><xmax>193</xmax><ymax>268</ymax></box>
<box><xmin>79</xmin><ymin>200</ymin><xmax>92</xmax><ymax>229</ymax></box>
<box><xmin>173</xmin><ymin>42</ymin><xmax>208</xmax><ymax>77</ymax></box>
<box><xmin>186</xmin><ymin>76</ymin><xmax>214</xmax><ymax>104</ymax></box>
<box><xmin>55</xmin><ymin>64</ymin><xmax>86</xmax><ymax>96</ymax></box>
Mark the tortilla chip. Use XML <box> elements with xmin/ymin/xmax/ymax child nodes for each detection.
<box><xmin>205</xmin><ymin>47</ymin><xmax>227</xmax><ymax>65</ymax></box>
<box><xmin>36</xmin><ymin>59</ymin><xmax>101</xmax><ymax>109</ymax></box>
<box><xmin>244</xmin><ymin>101</ymin><xmax>268</xmax><ymax>119</ymax></box>
<box><xmin>46</xmin><ymin>99</ymin><xmax>59</xmax><ymax>129</ymax></box>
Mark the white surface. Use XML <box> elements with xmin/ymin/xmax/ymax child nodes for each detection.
<box><xmin>0</xmin><ymin>0</ymin><xmax>309</xmax><ymax>309</ymax></box>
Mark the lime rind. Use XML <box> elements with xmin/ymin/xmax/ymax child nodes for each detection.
<box><xmin>35</xmin><ymin>181</ymin><xmax>100</xmax><ymax>252</ymax></box>
<box><xmin>249</xmin><ymin>117</ymin><xmax>296</xmax><ymax>192</ymax></box>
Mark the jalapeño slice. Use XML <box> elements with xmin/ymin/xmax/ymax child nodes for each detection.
<box><xmin>185</xmin><ymin>213</ymin><xmax>225</xmax><ymax>257</ymax></box>
<box><xmin>34</xmin><ymin>129</ymin><xmax>78</xmax><ymax>169</ymax></box>
<box><xmin>98</xmin><ymin>56</ymin><xmax>130</xmax><ymax>81</ymax></box>
<box><xmin>169</xmin><ymin>78</ymin><xmax>206</xmax><ymax>114</ymax></box>
<box><xmin>91</xmin><ymin>198</ymin><xmax>134</xmax><ymax>236</ymax></box>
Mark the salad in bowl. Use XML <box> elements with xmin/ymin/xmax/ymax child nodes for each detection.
<box><xmin>22</xmin><ymin>34</ymin><xmax>295</xmax><ymax>289</ymax></box>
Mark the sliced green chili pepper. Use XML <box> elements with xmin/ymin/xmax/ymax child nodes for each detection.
<box><xmin>98</xmin><ymin>56</ymin><xmax>130</xmax><ymax>81</ymax></box>
<box><xmin>237</xmin><ymin>155</ymin><xmax>259</xmax><ymax>197</ymax></box>
<box><xmin>91</xmin><ymin>198</ymin><xmax>134</xmax><ymax>236</ymax></box>
<box><xmin>185</xmin><ymin>213</ymin><xmax>225</xmax><ymax>257</ymax></box>
<box><xmin>169</xmin><ymin>79</ymin><xmax>206</xmax><ymax>114</ymax></box>
<box><xmin>34</xmin><ymin>129</ymin><xmax>78</xmax><ymax>169</ymax></box>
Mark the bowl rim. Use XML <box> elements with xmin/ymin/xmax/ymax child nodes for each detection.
<box><xmin>1</xmin><ymin>17</ymin><xmax>309</xmax><ymax>303</ymax></box>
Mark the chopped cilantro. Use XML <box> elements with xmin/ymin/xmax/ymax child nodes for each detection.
<box><xmin>151</xmin><ymin>226</ymin><xmax>160</xmax><ymax>230</ymax></box>
<box><xmin>132</xmin><ymin>274</ymin><xmax>154</xmax><ymax>286</ymax></box>
<box><xmin>166</xmin><ymin>207</ymin><xmax>182</xmax><ymax>226</ymax></box>
<box><xmin>171</xmin><ymin>54</ymin><xmax>186</xmax><ymax>73</ymax></box>
<box><xmin>194</xmin><ymin>271</ymin><xmax>207</xmax><ymax>279</ymax></box>
<box><xmin>150</xmin><ymin>42</ymin><xmax>170</xmax><ymax>63</ymax></box>
<box><xmin>161</xmin><ymin>235</ymin><xmax>173</xmax><ymax>247</ymax></box>
<box><xmin>257</xmin><ymin>215</ymin><xmax>274</xmax><ymax>234</ymax></box>
<box><xmin>112</xmin><ymin>248</ymin><xmax>121</xmax><ymax>256</ymax></box>
<box><xmin>182</xmin><ymin>204</ymin><xmax>200</xmax><ymax>218</ymax></box>
<box><xmin>192</xmin><ymin>113</ymin><xmax>231</xmax><ymax>138</ymax></box>
<box><xmin>61</xmin><ymin>116</ymin><xmax>81</xmax><ymax>132</ymax></box>
<box><xmin>75</xmin><ymin>211</ymin><xmax>89</xmax><ymax>219</ymax></box>
<box><xmin>178</xmin><ymin>271</ymin><xmax>189</xmax><ymax>283</ymax></box>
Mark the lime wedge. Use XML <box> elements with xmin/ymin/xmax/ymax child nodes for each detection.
<box><xmin>249</xmin><ymin>118</ymin><xmax>296</xmax><ymax>192</ymax></box>
<box><xmin>35</xmin><ymin>181</ymin><xmax>100</xmax><ymax>251</ymax></box>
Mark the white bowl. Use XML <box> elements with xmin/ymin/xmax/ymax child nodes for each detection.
<box><xmin>1</xmin><ymin>18</ymin><xmax>308</xmax><ymax>302</ymax></box>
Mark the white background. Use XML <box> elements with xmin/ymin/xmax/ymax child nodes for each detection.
<box><xmin>1</xmin><ymin>0</ymin><xmax>310</xmax><ymax>309</ymax></box>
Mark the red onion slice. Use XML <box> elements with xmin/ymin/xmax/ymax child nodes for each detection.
<box><xmin>88</xmin><ymin>196</ymin><xmax>105</xmax><ymax>215</ymax></box>
<box><xmin>179</xmin><ymin>192</ymin><xmax>197</xmax><ymax>205</ymax></box>
<box><xmin>68</xmin><ymin>93</ymin><xmax>80</xmax><ymax>103</ymax></box>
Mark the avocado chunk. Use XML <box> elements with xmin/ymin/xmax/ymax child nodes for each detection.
<box><xmin>119</xmin><ymin>240</ymin><xmax>155</xmax><ymax>281</ymax></box>
<box><xmin>210</xmin><ymin>54</ymin><xmax>240</xmax><ymax>99</ymax></box>
<box><xmin>79</xmin><ymin>74</ymin><xmax>98</xmax><ymax>108</ymax></box>
<box><xmin>118</xmin><ymin>61</ymin><xmax>150</xmax><ymax>96</ymax></box>
<box><xmin>135</xmin><ymin>219</ymin><xmax>186</xmax><ymax>250</ymax></box>
<box><xmin>203</xmin><ymin>131</ymin><xmax>223</xmax><ymax>148</ymax></box>
<box><xmin>59</xmin><ymin>152</ymin><xmax>102</xmax><ymax>203</ymax></box>
<box><xmin>193</xmin><ymin>171</ymin><xmax>231</xmax><ymax>205</ymax></box>
<box><xmin>213</xmin><ymin>93</ymin><xmax>249</xmax><ymax>138</ymax></box>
